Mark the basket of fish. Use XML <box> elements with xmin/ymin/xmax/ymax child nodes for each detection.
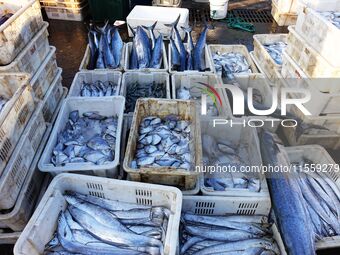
<box><xmin>68</xmin><ymin>70</ymin><xmax>122</xmax><ymax>98</ymax></box>
<box><xmin>284</xmin><ymin>145</ymin><xmax>340</xmax><ymax>249</ymax></box>
<box><xmin>0</xmin><ymin>22</ymin><xmax>50</xmax><ymax>77</ymax></box>
<box><xmin>0</xmin><ymin>102</ymin><xmax>47</xmax><ymax>210</ymax></box>
<box><xmin>271</xmin><ymin>1</ymin><xmax>298</xmax><ymax>26</ymax></box>
<box><xmin>38</xmin><ymin>96</ymin><xmax>125</xmax><ymax>178</ymax></box>
<box><xmin>208</xmin><ymin>44</ymin><xmax>258</xmax><ymax>82</ymax></box>
<box><xmin>30</xmin><ymin>46</ymin><xmax>58</xmax><ymax>100</ymax></box>
<box><xmin>121</xmin><ymin>72</ymin><xmax>171</xmax><ymax>113</ymax></box>
<box><xmin>171</xmin><ymin>72</ymin><xmax>232</xmax><ymax>117</ymax></box>
<box><xmin>79</xmin><ymin>23</ymin><xmax>125</xmax><ymax>71</ymax></box>
<box><xmin>295</xmin><ymin>7</ymin><xmax>340</xmax><ymax>68</ymax></box>
<box><xmin>0</xmin><ymin>73</ymin><xmax>35</xmax><ymax>176</ymax></box>
<box><xmin>14</xmin><ymin>173</ymin><xmax>182</xmax><ymax>255</ymax></box>
<box><xmin>179</xmin><ymin>195</ymin><xmax>283</xmax><ymax>254</ymax></box>
<box><xmin>200</xmin><ymin>116</ymin><xmax>270</xmax><ymax>198</ymax></box>
<box><xmin>44</xmin><ymin>4</ymin><xmax>89</xmax><ymax>21</ymax></box>
<box><xmin>123</xmin><ymin>98</ymin><xmax>202</xmax><ymax>191</ymax></box>
<box><xmin>253</xmin><ymin>34</ymin><xmax>287</xmax><ymax>81</ymax></box>
<box><xmin>0</xmin><ymin>0</ymin><xmax>44</xmax><ymax>65</ymax></box>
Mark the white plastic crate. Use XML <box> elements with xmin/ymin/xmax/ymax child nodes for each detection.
<box><xmin>40</xmin><ymin>0</ymin><xmax>86</xmax><ymax>8</ymax></box>
<box><xmin>0</xmin><ymin>0</ymin><xmax>44</xmax><ymax>65</ymax></box>
<box><xmin>30</xmin><ymin>46</ymin><xmax>58</xmax><ymax>100</ymax></box>
<box><xmin>271</xmin><ymin>1</ymin><xmax>298</xmax><ymax>26</ymax></box>
<box><xmin>153</xmin><ymin>0</ymin><xmax>181</xmax><ymax>7</ymax></box>
<box><xmin>39</xmin><ymin>96</ymin><xmax>125</xmax><ymax>177</ymax></box>
<box><xmin>41</xmin><ymin>68</ymin><xmax>64</xmax><ymax>123</ymax></box>
<box><xmin>286</xmin><ymin>26</ymin><xmax>340</xmax><ymax>90</ymax></box>
<box><xmin>207</xmin><ymin>44</ymin><xmax>258</xmax><ymax>78</ymax></box>
<box><xmin>296</xmin><ymin>0</ymin><xmax>340</xmax><ymax>13</ymax></box>
<box><xmin>68</xmin><ymin>70</ymin><xmax>122</xmax><ymax>97</ymax></box>
<box><xmin>14</xmin><ymin>173</ymin><xmax>182</xmax><ymax>255</ymax></box>
<box><xmin>272</xmin><ymin>0</ymin><xmax>298</xmax><ymax>13</ymax></box>
<box><xmin>121</xmin><ymin>72</ymin><xmax>171</xmax><ymax>113</ymax></box>
<box><xmin>253</xmin><ymin>34</ymin><xmax>287</xmax><ymax>81</ymax></box>
<box><xmin>79</xmin><ymin>44</ymin><xmax>125</xmax><ymax>71</ymax></box>
<box><xmin>171</xmin><ymin>72</ymin><xmax>232</xmax><ymax>117</ymax></box>
<box><xmin>124</xmin><ymin>42</ymin><xmax>168</xmax><ymax>72</ymax></box>
<box><xmin>0</xmin><ymin>22</ymin><xmax>49</xmax><ymax>78</ymax></box>
<box><xmin>296</xmin><ymin>6</ymin><xmax>340</xmax><ymax>67</ymax></box>
<box><xmin>0</xmin><ymin>102</ymin><xmax>47</xmax><ymax>210</ymax></box>
<box><xmin>169</xmin><ymin>43</ymin><xmax>214</xmax><ymax>74</ymax></box>
<box><xmin>0</xmin><ymin>74</ymin><xmax>35</xmax><ymax>176</ymax></box>
<box><xmin>44</xmin><ymin>4</ymin><xmax>88</xmax><ymax>21</ymax></box>
<box><xmin>127</xmin><ymin>5</ymin><xmax>189</xmax><ymax>39</ymax></box>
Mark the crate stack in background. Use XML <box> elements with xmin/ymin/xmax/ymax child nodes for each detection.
<box><xmin>0</xmin><ymin>0</ymin><xmax>66</xmax><ymax>243</ymax></box>
<box><xmin>40</xmin><ymin>0</ymin><xmax>88</xmax><ymax>21</ymax></box>
<box><xmin>271</xmin><ymin>0</ymin><xmax>298</xmax><ymax>26</ymax></box>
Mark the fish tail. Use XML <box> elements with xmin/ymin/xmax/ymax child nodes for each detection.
<box><xmin>128</xmin><ymin>24</ymin><xmax>135</xmax><ymax>36</ymax></box>
<box><xmin>181</xmin><ymin>26</ymin><xmax>192</xmax><ymax>33</ymax></box>
<box><xmin>142</xmin><ymin>21</ymin><xmax>157</xmax><ymax>32</ymax></box>
<box><xmin>164</xmin><ymin>14</ymin><xmax>181</xmax><ymax>28</ymax></box>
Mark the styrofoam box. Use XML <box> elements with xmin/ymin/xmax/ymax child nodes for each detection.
<box><xmin>44</xmin><ymin>4</ymin><xmax>88</xmax><ymax>21</ymax></box>
<box><xmin>272</xmin><ymin>0</ymin><xmax>298</xmax><ymax>13</ymax></box>
<box><xmin>38</xmin><ymin>96</ymin><xmax>125</xmax><ymax>178</ymax></box>
<box><xmin>30</xmin><ymin>46</ymin><xmax>58</xmax><ymax>100</ymax></box>
<box><xmin>14</xmin><ymin>173</ymin><xmax>182</xmax><ymax>255</ymax></box>
<box><xmin>285</xmin><ymin>145</ymin><xmax>340</xmax><ymax>249</ymax></box>
<box><xmin>41</xmin><ymin>68</ymin><xmax>64</xmax><ymax>123</ymax></box>
<box><xmin>286</xmin><ymin>26</ymin><xmax>340</xmax><ymax>85</ymax></box>
<box><xmin>127</xmin><ymin>5</ymin><xmax>189</xmax><ymax>40</ymax></box>
<box><xmin>0</xmin><ymin>102</ymin><xmax>47</xmax><ymax>210</ymax></box>
<box><xmin>40</xmin><ymin>0</ymin><xmax>86</xmax><ymax>9</ymax></box>
<box><xmin>169</xmin><ymin>43</ymin><xmax>214</xmax><ymax>74</ymax></box>
<box><xmin>296</xmin><ymin>0</ymin><xmax>340</xmax><ymax>13</ymax></box>
<box><xmin>121</xmin><ymin>72</ymin><xmax>171</xmax><ymax>113</ymax></box>
<box><xmin>0</xmin><ymin>22</ymin><xmax>49</xmax><ymax>78</ymax></box>
<box><xmin>125</xmin><ymin>42</ymin><xmax>168</xmax><ymax>72</ymax></box>
<box><xmin>79</xmin><ymin>44</ymin><xmax>125</xmax><ymax>71</ymax></box>
<box><xmin>0</xmin><ymin>0</ymin><xmax>44</xmax><ymax>65</ymax></box>
<box><xmin>68</xmin><ymin>70</ymin><xmax>122</xmax><ymax>98</ymax></box>
<box><xmin>253</xmin><ymin>34</ymin><xmax>287</xmax><ymax>81</ymax></box>
<box><xmin>153</xmin><ymin>0</ymin><xmax>181</xmax><ymax>7</ymax></box>
<box><xmin>171</xmin><ymin>72</ymin><xmax>232</xmax><ymax>117</ymax></box>
<box><xmin>296</xmin><ymin>6</ymin><xmax>340</xmax><ymax>67</ymax></box>
<box><xmin>271</xmin><ymin>1</ymin><xmax>298</xmax><ymax>26</ymax></box>
<box><xmin>0</xmin><ymin>75</ymin><xmax>35</xmax><ymax>176</ymax></box>
<box><xmin>207</xmin><ymin>44</ymin><xmax>258</xmax><ymax>78</ymax></box>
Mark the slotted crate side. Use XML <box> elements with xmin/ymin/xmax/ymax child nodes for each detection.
<box><xmin>0</xmin><ymin>0</ymin><xmax>44</xmax><ymax>65</ymax></box>
<box><xmin>31</xmin><ymin>46</ymin><xmax>58</xmax><ymax>100</ymax></box>
<box><xmin>40</xmin><ymin>0</ymin><xmax>86</xmax><ymax>8</ymax></box>
<box><xmin>271</xmin><ymin>2</ymin><xmax>297</xmax><ymax>26</ymax></box>
<box><xmin>0</xmin><ymin>22</ymin><xmax>50</xmax><ymax>77</ymax></box>
<box><xmin>14</xmin><ymin>173</ymin><xmax>182</xmax><ymax>255</ymax></box>
<box><xmin>44</xmin><ymin>5</ymin><xmax>89</xmax><ymax>21</ymax></box>
<box><xmin>0</xmin><ymin>102</ymin><xmax>47</xmax><ymax>210</ymax></box>
<box><xmin>272</xmin><ymin>0</ymin><xmax>298</xmax><ymax>13</ymax></box>
<box><xmin>125</xmin><ymin>42</ymin><xmax>168</xmax><ymax>72</ymax></box>
<box><xmin>0</xmin><ymin>232</ymin><xmax>21</xmax><ymax>245</ymax></box>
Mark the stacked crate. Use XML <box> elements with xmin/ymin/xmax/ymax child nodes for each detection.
<box><xmin>271</xmin><ymin>0</ymin><xmax>298</xmax><ymax>26</ymax></box>
<box><xmin>0</xmin><ymin>0</ymin><xmax>66</xmax><ymax>244</ymax></box>
<box><xmin>40</xmin><ymin>0</ymin><xmax>88</xmax><ymax>21</ymax></box>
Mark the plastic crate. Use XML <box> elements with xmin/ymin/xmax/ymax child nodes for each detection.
<box><xmin>0</xmin><ymin>102</ymin><xmax>47</xmax><ymax>210</ymax></box>
<box><xmin>123</xmin><ymin>98</ymin><xmax>202</xmax><ymax>190</ymax></box>
<box><xmin>171</xmin><ymin>72</ymin><xmax>232</xmax><ymax>117</ymax></box>
<box><xmin>169</xmin><ymin>43</ymin><xmax>214</xmax><ymax>74</ymax></box>
<box><xmin>271</xmin><ymin>1</ymin><xmax>297</xmax><ymax>26</ymax></box>
<box><xmin>127</xmin><ymin>5</ymin><xmax>189</xmax><ymax>40</ymax></box>
<box><xmin>0</xmin><ymin>232</ymin><xmax>21</xmax><ymax>245</ymax></box>
<box><xmin>30</xmin><ymin>46</ymin><xmax>58</xmax><ymax>100</ymax></box>
<box><xmin>44</xmin><ymin>4</ymin><xmax>88</xmax><ymax>21</ymax></box>
<box><xmin>0</xmin><ymin>22</ymin><xmax>49</xmax><ymax>78</ymax></box>
<box><xmin>0</xmin><ymin>0</ymin><xmax>44</xmax><ymax>65</ymax></box>
<box><xmin>40</xmin><ymin>0</ymin><xmax>86</xmax><ymax>8</ymax></box>
<box><xmin>41</xmin><ymin>68</ymin><xmax>64</xmax><ymax>123</ymax></box>
<box><xmin>14</xmin><ymin>173</ymin><xmax>182</xmax><ymax>255</ymax></box>
<box><xmin>272</xmin><ymin>0</ymin><xmax>298</xmax><ymax>13</ymax></box>
<box><xmin>152</xmin><ymin>0</ymin><xmax>181</xmax><ymax>7</ymax></box>
<box><xmin>68</xmin><ymin>70</ymin><xmax>122</xmax><ymax>98</ymax></box>
<box><xmin>79</xmin><ymin>44</ymin><xmax>125</xmax><ymax>71</ymax></box>
<box><xmin>296</xmin><ymin>0</ymin><xmax>340</xmax><ymax>13</ymax></box>
<box><xmin>38</xmin><ymin>96</ymin><xmax>125</xmax><ymax>178</ymax></box>
<box><xmin>124</xmin><ymin>42</ymin><xmax>168</xmax><ymax>72</ymax></box>
<box><xmin>0</xmin><ymin>74</ymin><xmax>35</xmax><ymax>176</ymax></box>
<box><xmin>253</xmin><ymin>34</ymin><xmax>287</xmax><ymax>81</ymax></box>
<box><xmin>296</xmin><ymin>6</ymin><xmax>340</xmax><ymax>67</ymax></box>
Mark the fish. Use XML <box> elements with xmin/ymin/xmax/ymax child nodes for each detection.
<box><xmin>80</xmin><ymin>80</ymin><xmax>118</xmax><ymax>97</ymax></box>
<box><xmin>170</xmin><ymin>36</ymin><xmax>181</xmax><ymax>70</ymax></box>
<box><xmin>97</xmin><ymin>22</ymin><xmax>116</xmax><ymax>68</ymax></box>
<box><xmin>181</xmin><ymin>26</ymin><xmax>194</xmax><ymax>70</ymax></box>
<box><xmin>150</xmin><ymin>34</ymin><xmax>163</xmax><ymax>69</ymax></box>
<box><xmin>0</xmin><ymin>13</ymin><xmax>13</xmax><ymax>26</ymax></box>
<box><xmin>110</xmin><ymin>27</ymin><xmax>124</xmax><ymax>68</ymax></box>
<box><xmin>88</xmin><ymin>26</ymin><xmax>98</xmax><ymax>70</ymax></box>
<box><xmin>142</xmin><ymin>21</ymin><xmax>157</xmax><ymax>49</ymax></box>
<box><xmin>263</xmin><ymin>42</ymin><xmax>286</xmax><ymax>65</ymax></box>
<box><xmin>135</xmin><ymin>26</ymin><xmax>152</xmax><ymax>68</ymax></box>
<box><xmin>193</xmin><ymin>25</ymin><xmax>209</xmax><ymax>71</ymax></box>
<box><xmin>319</xmin><ymin>11</ymin><xmax>340</xmax><ymax>29</ymax></box>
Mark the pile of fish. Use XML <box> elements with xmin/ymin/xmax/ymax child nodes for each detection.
<box><xmin>44</xmin><ymin>192</ymin><xmax>169</xmax><ymax>255</ymax></box>
<box><xmin>202</xmin><ymin>134</ymin><xmax>261</xmax><ymax>192</ymax></box>
<box><xmin>292</xmin><ymin>159</ymin><xmax>340</xmax><ymax>239</ymax></box>
<box><xmin>213</xmin><ymin>52</ymin><xmax>252</xmax><ymax>80</ymax></box>
<box><xmin>0</xmin><ymin>96</ymin><xmax>8</xmax><ymax>113</ymax></box>
<box><xmin>51</xmin><ymin>111</ymin><xmax>118</xmax><ymax>166</ymax></box>
<box><xmin>80</xmin><ymin>80</ymin><xmax>118</xmax><ymax>97</ymax></box>
<box><xmin>125</xmin><ymin>82</ymin><xmax>166</xmax><ymax>113</ymax></box>
<box><xmin>168</xmin><ymin>16</ymin><xmax>209</xmax><ymax>71</ymax></box>
<box><xmin>87</xmin><ymin>22</ymin><xmax>123</xmax><ymax>70</ymax></box>
<box><xmin>263</xmin><ymin>42</ymin><xmax>287</xmax><ymax>65</ymax></box>
<box><xmin>131</xmin><ymin>115</ymin><xmax>192</xmax><ymax>170</ymax></box>
<box><xmin>180</xmin><ymin>213</ymin><xmax>280</xmax><ymax>255</ymax></box>
<box><xmin>129</xmin><ymin>22</ymin><xmax>163</xmax><ymax>69</ymax></box>
<box><xmin>319</xmin><ymin>11</ymin><xmax>340</xmax><ymax>29</ymax></box>
<box><xmin>0</xmin><ymin>13</ymin><xmax>12</xmax><ymax>26</ymax></box>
